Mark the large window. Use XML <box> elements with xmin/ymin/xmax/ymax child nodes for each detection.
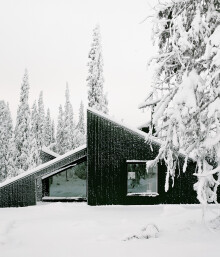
<box><xmin>48</xmin><ymin>162</ymin><xmax>87</xmax><ymax>198</ymax></box>
<box><xmin>127</xmin><ymin>161</ymin><xmax>158</xmax><ymax>196</ymax></box>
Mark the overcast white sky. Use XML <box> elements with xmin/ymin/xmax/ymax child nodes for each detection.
<box><xmin>0</xmin><ymin>0</ymin><xmax>158</xmax><ymax>127</ymax></box>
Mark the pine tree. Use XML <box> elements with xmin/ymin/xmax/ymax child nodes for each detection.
<box><xmin>51</xmin><ymin>120</ymin><xmax>55</xmax><ymax>144</ymax></box>
<box><xmin>30</xmin><ymin>101</ymin><xmax>38</xmax><ymax>143</ymax></box>
<box><xmin>69</xmin><ymin>102</ymin><xmax>77</xmax><ymax>149</ymax></box>
<box><xmin>77</xmin><ymin>101</ymin><xmax>85</xmax><ymax>135</ymax></box>
<box><xmin>87</xmin><ymin>24</ymin><xmax>108</xmax><ymax>114</ymax></box>
<box><xmin>6</xmin><ymin>103</ymin><xmax>16</xmax><ymax>178</ymax></box>
<box><xmin>56</xmin><ymin>105</ymin><xmax>65</xmax><ymax>154</ymax></box>
<box><xmin>74</xmin><ymin>101</ymin><xmax>86</xmax><ymax>147</ymax></box>
<box><xmin>63</xmin><ymin>84</ymin><xmax>74</xmax><ymax>153</ymax></box>
<box><xmin>45</xmin><ymin>108</ymin><xmax>52</xmax><ymax>147</ymax></box>
<box><xmin>37</xmin><ymin>91</ymin><xmax>45</xmax><ymax>149</ymax></box>
<box><xmin>0</xmin><ymin>101</ymin><xmax>15</xmax><ymax>181</ymax></box>
<box><xmin>29</xmin><ymin>101</ymin><xmax>40</xmax><ymax>168</ymax></box>
<box><xmin>14</xmin><ymin>69</ymin><xmax>31</xmax><ymax>173</ymax></box>
<box><xmin>6</xmin><ymin>135</ymin><xmax>17</xmax><ymax>179</ymax></box>
<box><xmin>141</xmin><ymin>0</ymin><xmax>220</xmax><ymax>205</ymax></box>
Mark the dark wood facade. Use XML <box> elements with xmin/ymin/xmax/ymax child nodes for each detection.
<box><xmin>0</xmin><ymin>146</ymin><xmax>87</xmax><ymax>208</ymax></box>
<box><xmin>40</xmin><ymin>151</ymin><xmax>56</xmax><ymax>164</ymax></box>
<box><xmin>87</xmin><ymin>109</ymin><xmax>198</xmax><ymax>205</ymax></box>
<box><xmin>0</xmin><ymin>108</ymin><xmax>204</xmax><ymax>208</ymax></box>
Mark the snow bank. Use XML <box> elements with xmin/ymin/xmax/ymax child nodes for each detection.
<box><xmin>0</xmin><ymin>203</ymin><xmax>219</xmax><ymax>257</ymax></box>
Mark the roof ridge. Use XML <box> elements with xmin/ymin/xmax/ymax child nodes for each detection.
<box><xmin>87</xmin><ymin>107</ymin><xmax>161</xmax><ymax>145</ymax></box>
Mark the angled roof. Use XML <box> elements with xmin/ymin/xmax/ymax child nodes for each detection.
<box><xmin>87</xmin><ymin>107</ymin><xmax>161</xmax><ymax>145</ymax></box>
<box><xmin>0</xmin><ymin>144</ymin><xmax>87</xmax><ymax>188</ymax></box>
<box><xmin>87</xmin><ymin>108</ymin><xmax>194</xmax><ymax>162</ymax></box>
<box><xmin>41</xmin><ymin>146</ymin><xmax>60</xmax><ymax>158</ymax></box>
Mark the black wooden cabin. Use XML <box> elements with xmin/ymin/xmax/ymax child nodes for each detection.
<box><xmin>87</xmin><ymin>108</ymin><xmax>198</xmax><ymax>205</ymax></box>
<box><xmin>0</xmin><ymin>108</ymin><xmax>200</xmax><ymax>208</ymax></box>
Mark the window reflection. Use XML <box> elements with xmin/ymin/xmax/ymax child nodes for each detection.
<box><xmin>49</xmin><ymin>162</ymin><xmax>87</xmax><ymax>197</ymax></box>
<box><xmin>127</xmin><ymin>163</ymin><xmax>157</xmax><ymax>195</ymax></box>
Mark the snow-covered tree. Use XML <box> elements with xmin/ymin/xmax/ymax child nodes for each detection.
<box><xmin>63</xmin><ymin>84</ymin><xmax>74</xmax><ymax>152</ymax></box>
<box><xmin>45</xmin><ymin>108</ymin><xmax>52</xmax><ymax>147</ymax></box>
<box><xmin>51</xmin><ymin>120</ymin><xmax>55</xmax><ymax>144</ymax></box>
<box><xmin>14</xmin><ymin>69</ymin><xmax>31</xmax><ymax>173</ymax></box>
<box><xmin>69</xmin><ymin>102</ymin><xmax>77</xmax><ymax>149</ymax></box>
<box><xmin>77</xmin><ymin>101</ymin><xmax>85</xmax><ymax>135</ymax></box>
<box><xmin>87</xmin><ymin>24</ymin><xmax>108</xmax><ymax>114</ymax></box>
<box><xmin>6</xmin><ymin>135</ymin><xmax>17</xmax><ymax>179</ymax></box>
<box><xmin>56</xmin><ymin>105</ymin><xmax>65</xmax><ymax>154</ymax></box>
<box><xmin>30</xmin><ymin>101</ymin><xmax>38</xmax><ymax>142</ymax></box>
<box><xmin>74</xmin><ymin>101</ymin><xmax>86</xmax><ymax>147</ymax></box>
<box><xmin>140</xmin><ymin>0</ymin><xmax>220</xmax><ymax>206</ymax></box>
<box><xmin>37</xmin><ymin>91</ymin><xmax>45</xmax><ymax>149</ymax></box>
<box><xmin>29</xmin><ymin>101</ymin><xmax>40</xmax><ymax>168</ymax></box>
<box><xmin>0</xmin><ymin>101</ymin><xmax>15</xmax><ymax>181</ymax></box>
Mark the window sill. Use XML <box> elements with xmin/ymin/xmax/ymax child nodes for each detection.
<box><xmin>42</xmin><ymin>196</ymin><xmax>87</xmax><ymax>202</ymax></box>
<box><xmin>127</xmin><ymin>192</ymin><xmax>159</xmax><ymax>197</ymax></box>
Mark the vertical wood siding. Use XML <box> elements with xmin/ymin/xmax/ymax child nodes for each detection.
<box><xmin>87</xmin><ymin>110</ymin><xmax>198</xmax><ymax>205</ymax></box>
<box><xmin>0</xmin><ymin>148</ymin><xmax>87</xmax><ymax>208</ymax></box>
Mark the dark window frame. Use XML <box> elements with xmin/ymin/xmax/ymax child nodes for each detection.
<box><xmin>126</xmin><ymin>160</ymin><xmax>159</xmax><ymax>197</ymax></box>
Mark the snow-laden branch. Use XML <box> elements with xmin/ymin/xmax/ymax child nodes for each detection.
<box><xmin>194</xmin><ymin>166</ymin><xmax>220</xmax><ymax>178</ymax></box>
<box><xmin>138</xmin><ymin>98</ymin><xmax>161</xmax><ymax>109</ymax></box>
<box><xmin>141</xmin><ymin>0</ymin><xmax>220</xmax><ymax>205</ymax></box>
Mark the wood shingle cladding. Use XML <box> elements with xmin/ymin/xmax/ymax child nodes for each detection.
<box><xmin>87</xmin><ymin>109</ymin><xmax>198</xmax><ymax>205</ymax></box>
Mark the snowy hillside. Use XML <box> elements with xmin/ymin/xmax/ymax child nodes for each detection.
<box><xmin>0</xmin><ymin>203</ymin><xmax>220</xmax><ymax>257</ymax></box>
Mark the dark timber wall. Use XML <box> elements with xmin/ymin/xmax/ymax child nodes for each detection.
<box><xmin>40</xmin><ymin>151</ymin><xmax>57</xmax><ymax>164</ymax></box>
<box><xmin>87</xmin><ymin>109</ymin><xmax>198</xmax><ymax>206</ymax></box>
<box><xmin>0</xmin><ymin>147</ymin><xmax>87</xmax><ymax>208</ymax></box>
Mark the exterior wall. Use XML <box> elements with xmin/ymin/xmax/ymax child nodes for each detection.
<box><xmin>40</xmin><ymin>151</ymin><xmax>57</xmax><ymax>164</ymax></box>
<box><xmin>87</xmin><ymin>110</ymin><xmax>198</xmax><ymax>205</ymax></box>
<box><xmin>0</xmin><ymin>147</ymin><xmax>87</xmax><ymax>208</ymax></box>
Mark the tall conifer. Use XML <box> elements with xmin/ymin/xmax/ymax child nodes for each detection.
<box><xmin>37</xmin><ymin>91</ymin><xmax>45</xmax><ymax>149</ymax></box>
<box><xmin>87</xmin><ymin>24</ymin><xmax>108</xmax><ymax>114</ymax></box>
<box><xmin>56</xmin><ymin>105</ymin><xmax>65</xmax><ymax>154</ymax></box>
<box><xmin>14</xmin><ymin>69</ymin><xmax>31</xmax><ymax>173</ymax></box>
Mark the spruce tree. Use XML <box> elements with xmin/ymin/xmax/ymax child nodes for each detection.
<box><xmin>74</xmin><ymin>101</ymin><xmax>86</xmax><ymax>147</ymax></box>
<box><xmin>77</xmin><ymin>101</ymin><xmax>85</xmax><ymax>135</ymax></box>
<box><xmin>30</xmin><ymin>101</ymin><xmax>40</xmax><ymax>167</ymax></box>
<box><xmin>45</xmin><ymin>108</ymin><xmax>52</xmax><ymax>147</ymax></box>
<box><xmin>87</xmin><ymin>24</ymin><xmax>108</xmax><ymax>114</ymax></box>
<box><xmin>14</xmin><ymin>69</ymin><xmax>31</xmax><ymax>173</ymax></box>
<box><xmin>69</xmin><ymin>102</ymin><xmax>77</xmax><ymax>149</ymax></box>
<box><xmin>141</xmin><ymin>0</ymin><xmax>220</xmax><ymax>205</ymax></box>
<box><xmin>30</xmin><ymin>101</ymin><xmax>38</xmax><ymax>144</ymax></box>
<box><xmin>6</xmin><ymin>135</ymin><xmax>17</xmax><ymax>179</ymax></box>
<box><xmin>63</xmin><ymin>84</ymin><xmax>76</xmax><ymax>152</ymax></box>
<box><xmin>51</xmin><ymin>120</ymin><xmax>55</xmax><ymax>144</ymax></box>
<box><xmin>56</xmin><ymin>105</ymin><xmax>65</xmax><ymax>154</ymax></box>
<box><xmin>0</xmin><ymin>101</ymin><xmax>15</xmax><ymax>181</ymax></box>
<box><xmin>37</xmin><ymin>91</ymin><xmax>45</xmax><ymax>149</ymax></box>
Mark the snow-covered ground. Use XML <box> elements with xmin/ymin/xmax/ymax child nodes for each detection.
<box><xmin>0</xmin><ymin>203</ymin><xmax>220</xmax><ymax>257</ymax></box>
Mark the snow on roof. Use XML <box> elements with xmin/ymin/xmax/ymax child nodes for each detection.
<box><xmin>87</xmin><ymin>107</ymin><xmax>161</xmax><ymax>145</ymax></box>
<box><xmin>88</xmin><ymin>108</ymin><xmax>195</xmax><ymax>163</ymax></box>
<box><xmin>137</xmin><ymin>120</ymin><xmax>151</xmax><ymax>130</ymax></box>
<box><xmin>0</xmin><ymin>144</ymin><xmax>87</xmax><ymax>188</ymax></box>
<box><xmin>41</xmin><ymin>146</ymin><xmax>60</xmax><ymax>158</ymax></box>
